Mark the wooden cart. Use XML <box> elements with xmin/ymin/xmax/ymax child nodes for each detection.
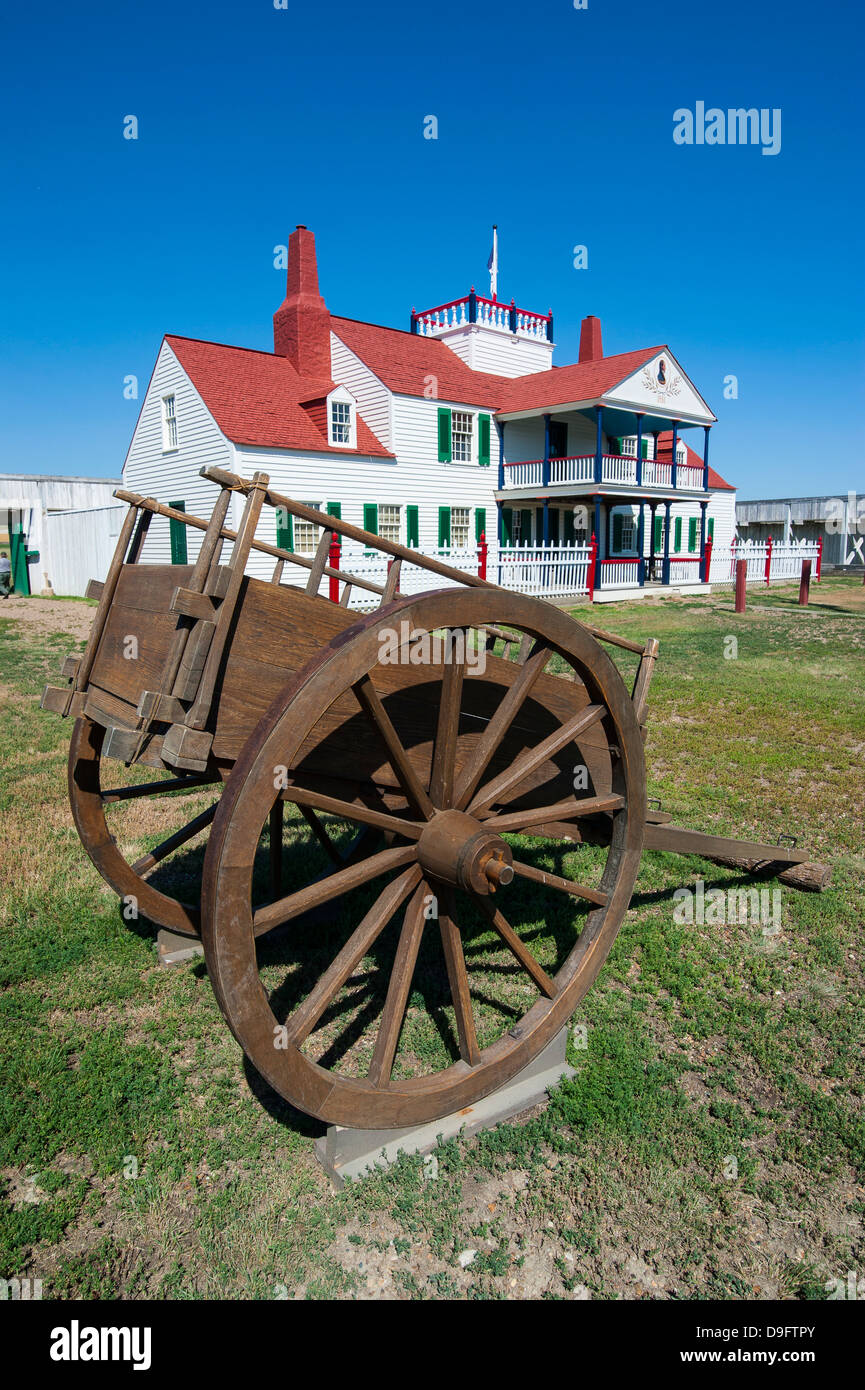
<box><xmin>43</xmin><ymin>467</ymin><xmax>827</xmax><ymax>1129</ymax></box>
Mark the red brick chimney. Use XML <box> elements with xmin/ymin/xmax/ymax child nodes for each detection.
<box><xmin>273</xmin><ymin>226</ymin><xmax>331</xmax><ymax>378</ymax></box>
<box><xmin>578</xmin><ymin>315</ymin><xmax>603</xmax><ymax>364</ymax></box>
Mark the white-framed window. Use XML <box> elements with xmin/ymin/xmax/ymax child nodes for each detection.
<box><xmin>512</xmin><ymin>510</ymin><xmax>523</xmax><ymax>542</ymax></box>
<box><xmin>331</xmin><ymin>400</ymin><xmax>351</xmax><ymax>444</ymax></box>
<box><xmin>451</xmin><ymin>507</ymin><xmax>470</xmax><ymax>549</ymax></box>
<box><xmin>621</xmin><ymin>436</ymin><xmax>636</xmax><ymax>457</ymax></box>
<box><xmin>295</xmin><ymin>502</ymin><xmax>322</xmax><ymax>556</ymax></box>
<box><xmin>327</xmin><ymin>386</ymin><xmax>357</xmax><ymax>449</ymax></box>
<box><xmin>378</xmin><ymin>503</ymin><xmax>400</xmax><ymax>546</ymax></box>
<box><xmin>162</xmin><ymin>394</ymin><xmax>178</xmax><ymax>451</ymax></box>
<box><xmin>451</xmin><ymin>411</ymin><xmax>473</xmax><ymax>463</ymax></box>
<box><xmin>620</xmin><ymin>517</ymin><xmax>636</xmax><ymax>551</ymax></box>
<box><xmin>676</xmin><ymin>443</ymin><xmax>686</xmax><ymax>466</ymax></box>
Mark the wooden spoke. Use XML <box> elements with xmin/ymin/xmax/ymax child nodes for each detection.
<box><xmin>269</xmin><ymin>799</ymin><xmax>283</xmax><ymax>898</ymax></box>
<box><xmin>469</xmin><ymin>703</ymin><xmax>605</xmax><ymax>817</ymax></box>
<box><xmin>368</xmin><ymin>880</ymin><xmax>430</xmax><ymax>1087</ymax></box>
<box><xmin>298</xmin><ymin>803</ymin><xmax>344</xmax><ymax>866</ymax></box>
<box><xmin>473</xmin><ymin>894</ymin><xmax>558</xmax><ymax>999</ymax></box>
<box><xmin>132</xmin><ymin>801</ymin><xmax>219</xmax><ymax>876</ymax></box>
<box><xmin>101</xmin><ymin>774</ymin><xmax>218</xmax><ymax>803</ymax></box>
<box><xmin>284</xmin><ymin>865</ymin><xmax>423</xmax><ymax>1047</ymax></box>
<box><xmin>453</xmin><ymin>644</ymin><xmax>552</xmax><ymax>810</ymax></box>
<box><xmin>252</xmin><ymin>843</ymin><xmax>417</xmax><ymax>937</ymax></box>
<box><xmin>282</xmin><ymin>782</ymin><xmax>424</xmax><ymax>841</ymax></box>
<box><xmin>481</xmin><ymin>793</ymin><xmax>625</xmax><ymax>834</ymax></box>
<box><xmin>352</xmin><ymin>675</ymin><xmax>435</xmax><ymax>820</ymax></box>
<box><xmin>437</xmin><ymin>885</ymin><xmax>481</xmax><ymax>1065</ymax></box>
<box><xmin>510</xmin><ymin>858</ymin><xmax>609</xmax><ymax>907</ymax></box>
<box><xmin>428</xmin><ymin>638</ymin><xmax>465</xmax><ymax>809</ymax></box>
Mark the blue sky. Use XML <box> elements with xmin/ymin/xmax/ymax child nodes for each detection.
<box><xmin>1</xmin><ymin>0</ymin><xmax>862</xmax><ymax>498</ymax></box>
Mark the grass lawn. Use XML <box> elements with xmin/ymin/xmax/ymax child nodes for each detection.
<box><xmin>1</xmin><ymin>576</ymin><xmax>863</xmax><ymax>1300</ymax></box>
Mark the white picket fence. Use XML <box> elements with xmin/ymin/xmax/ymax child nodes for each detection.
<box><xmin>497</xmin><ymin>544</ymin><xmax>591</xmax><ymax>597</ymax></box>
<box><xmin>708</xmin><ymin>539</ymin><xmax>819</xmax><ymax>587</ymax></box>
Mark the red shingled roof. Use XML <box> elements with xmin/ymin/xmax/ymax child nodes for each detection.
<box><xmin>331</xmin><ymin>317</ymin><xmax>508</xmax><ymax>406</ymax></box>
<box><xmin>165</xmin><ymin>335</ymin><xmax>393</xmax><ymax>457</ymax></box>
<box><xmin>493</xmin><ymin>346</ymin><xmax>665</xmax><ymax>413</ymax></box>
<box><xmin>657</xmin><ymin>431</ymin><xmax>734</xmax><ymax>490</ymax></box>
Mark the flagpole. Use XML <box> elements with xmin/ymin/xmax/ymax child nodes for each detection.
<box><xmin>488</xmin><ymin>224</ymin><xmax>498</xmax><ymax>301</ymax></box>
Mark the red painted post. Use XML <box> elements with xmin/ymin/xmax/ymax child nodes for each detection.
<box><xmin>587</xmin><ymin>532</ymin><xmax>598</xmax><ymax>602</ymax></box>
<box><xmin>328</xmin><ymin>531</ymin><xmax>340</xmax><ymax>603</ymax></box>
<box><xmin>816</xmin><ymin>533</ymin><xmax>823</xmax><ymax>582</ymax></box>
<box><xmin>734</xmin><ymin>558</ymin><xmax>747</xmax><ymax>613</ymax></box>
<box><xmin>477</xmin><ymin>530</ymin><xmax>487</xmax><ymax>581</ymax></box>
<box><xmin>764</xmin><ymin>534</ymin><xmax>773</xmax><ymax>586</ymax></box>
<box><xmin>702</xmin><ymin>535</ymin><xmax>713</xmax><ymax>584</ymax></box>
<box><xmin>798</xmin><ymin>559</ymin><xmax>812</xmax><ymax>606</ymax></box>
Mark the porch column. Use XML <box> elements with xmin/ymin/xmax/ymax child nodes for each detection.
<box><xmin>702</xmin><ymin>424</ymin><xmax>710</xmax><ymax>491</ymax></box>
<box><xmin>498</xmin><ymin>421</ymin><xmax>506</xmax><ymax>491</ymax></box>
<box><xmin>662</xmin><ymin>501</ymin><xmax>672</xmax><ymax>584</ymax></box>
<box><xmin>595</xmin><ymin>406</ymin><xmax>604</xmax><ymax>484</ymax></box>
<box><xmin>699</xmin><ymin>499</ymin><xmax>708</xmax><ymax>558</ymax></box>
<box><xmin>671</xmin><ymin>420</ymin><xmax>680</xmax><ymax>489</ymax></box>
<box><xmin>542</xmin><ymin>413</ymin><xmax>551</xmax><ymax>489</ymax></box>
<box><xmin>648</xmin><ymin>502</ymin><xmax>657</xmax><ymax>581</ymax></box>
<box><xmin>593</xmin><ymin>496</ymin><xmax>602</xmax><ymax>558</ymax></box>
<box><xmin>497</xmin><ymin>499</ymin><xmax>504</xmax><ymax>546</ymax></box>
<box><xmin>635</xmin><ymin>413</ymin><xmax>644</xmax><ymax>486</ymax></box>
<box><xmin>637</xmin><ymin>502</ymin><xmax>646</xmax><ymax>586</ymax></box>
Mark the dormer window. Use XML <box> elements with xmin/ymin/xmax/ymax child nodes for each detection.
<box><xmin>327</xmin><ymin>386</ymin><xmax>358</xmax><ymax>449</ymax></box>
<box><xmin>162</xmin><ymin>394</ymin><xmax>178</xmax><ymax>451</ymax></box>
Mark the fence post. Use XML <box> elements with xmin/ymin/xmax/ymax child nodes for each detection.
<box><xmin>816</xmin><ymin>533</ymin><xmax>823</xmax><ymax>582</ymax></box>
<box><xmin>587</xmin><ymin>532</ymin><xmax>598</xmax><ymax>602</ymax></box>
<box><xmin>798</xmin><ymin>559</ymin><xmax>812</xmax><ymax>606</ymax></box>
<box><xmin>735</xmin><ymin>559</ymin><xmax>747</xmax><ymax>612</ymax></box>
<box><xmin>765</xmin><ymin>534</ymin><xmax>773</xmax><ymax>585</ymax></box>
<box><xmin>702</xmin><ymin>535</ymin><xmax>713</xmax><ymax>584</ymax></box>
<box><xmin>477</xmin><ymin>530</ymin><xmax>487</xmax><ymax>581</ymax></box>
<box><xmin>328</xmin><ymin>532</ymin><xmax>340</xmax><ymax>602</ymax></box>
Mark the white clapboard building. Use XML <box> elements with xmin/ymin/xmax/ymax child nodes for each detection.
<box><xmin>122</xmin><ymin>226</ymin><xmax>736</xmax><ymax>596</ymax></box>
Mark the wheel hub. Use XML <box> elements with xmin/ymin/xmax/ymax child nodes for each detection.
<box><xmin>417</xmin><ymin>809</ymin><xmax>514</xmax><ymax>895</ymax></box>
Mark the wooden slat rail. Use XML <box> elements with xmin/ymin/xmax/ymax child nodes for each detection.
<box><xmin>113</xmin><ymin>489</ymin><xmax>386</xmax><ymax>599</ymax></box>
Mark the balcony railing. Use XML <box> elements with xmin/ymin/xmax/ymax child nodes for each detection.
<box><xmin>411</xmin><ymin>291</ymin><xmax>553</xmax><ymax>341</ymax></box>
<box><xmin>501</xmin><ymin>454</ymin><xmax>708</xmax><ymax>492</ymax></box>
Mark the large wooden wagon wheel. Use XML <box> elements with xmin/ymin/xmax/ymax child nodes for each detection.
<box><xmin>68</xmin><ymin>716</ymin><xmax>222</xmax><ymax>937</ymax></box>
<box><xmin>202</xmin><ymin>590</ymin><xmax>647</xmax><ymax>1129</ymax></box>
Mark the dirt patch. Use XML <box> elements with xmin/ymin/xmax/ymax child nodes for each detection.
<box><xmin>1</xmin><ymin>595</ymin><xmax>94</xmax><ymax>642</ymax></box>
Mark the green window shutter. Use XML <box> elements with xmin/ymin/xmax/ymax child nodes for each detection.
<box><xmin>707</xmin><ymin>516</ymin><xmax>715</xmax><ymax>541</ymax></box>
<box><xmin>276</xmin><ymin>507</ymin><xmax>294</xmax><ymax>552</ymax></box>
<box><xmin>688</xmin><ymin>516</ymin><xmax>698</xmax><ymax>552</ymax></box>
<box><xmin>674</xmin><ymin>516</ymin><xmax>682</xmax><ymax>551</ymax></box>
<box><xmin>438</xmin><ymin>506</ymin><xmax>451</xmax><ymax>547</ymax></box>
<box><xmin>478</xmin><ymin>414</ymin><xmax>491</xmax><ymax>467</ymax></box>
<box><xmin>641</xmin><ymin>439</ymin><xmax>648</xmax><ymax>459</ymax></box>
<box><xmin>501</xmin><ymin>507</ymin><xmax>513</xmax><ymax>545</ymax></box>
<box><xmin>562</xmin><ymin>509</ymin><xmax>575</xmax><ymax>544</ymax></box>
<box><xmin>521</xmin><ymin>509</ymin><xmax>534</xmax><ymax>542</ymax></box>
<box><xmin>654</xmin><ymin>515</ymin><xmax>663</xmax><ymax>551</ymax></box>
<box><xmin>406</xmin><ymin>505</ymin><xmax>419</xmax><ymax>548</ymax></box>
<box><xmin>475</xmin><ymin>507</ymin><xmax>486</xmax><ymax>541</ymax></box>
<box><xmin>326</xmin><ymin>501</ymin><xmax>341</xmax><ymax>518</ymax></box>
<box><xmin>363</xmin><ymin>503</ymin><xmax>378</xmax><ymax>535</ymax></box>
<box><xmin>549</xmin><ymin>509</ymin><xmax>560</xmax><ymax>544</ymax></box>
<box><xmin>437</xmin><ymin>407</ymin><xmax>452</xmax><ymax>463</ymax></box>
<box><xmin>169</xmin><ymin>500</ymin><xmax>188</xmax><ymax>565</ymax></box>
<box><xmin>612</xmin><ymin>513</ymin><xmax>624</xmax><ymax>553</ymax></box>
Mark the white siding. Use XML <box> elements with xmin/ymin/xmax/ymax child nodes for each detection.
<box><xmin>330</xmin><ymin>334</ymin><xmax>392</xmax><ymax>450</ymax></box>
<box><xmin>122</xmin><ymin>342</ymin><xmax>232</xmax><ymax>564</ymax></box>
<box><xmin>435</xmin><ymin>324</ymin><xmax>554</xmax><ymax>377</ymax></box>
<box><xmin>43</xmin><ymin>505</ymin><xmax>126</xmax><ymax>596</ymax></box>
